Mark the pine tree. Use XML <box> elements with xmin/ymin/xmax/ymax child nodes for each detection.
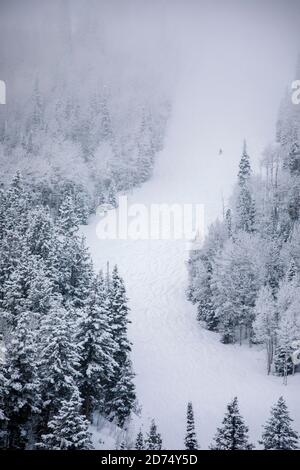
<box><xmin>106</xmin><ymin>180</ymin><xmax>118</xmax><ymax>207</ymax></box>
<box><xmin>236</xmin><ymin>141</ymin><xmax>256</xmax><ymax>233</ymax></box>
<box><xmin>77</xmin><ymin>272</ymin><xmax>117</xmax><ymax>420</ymax></box>
<box><xmin>58</xmin><ymin>194</ymin><xmax>79</xmax><ymax>234</ymax></box>
<box><xmin>37</xmin><ymin>389</ymin><xmax>93</xmax><ymax>450</ymax></box>
<box><xmin>0</xmin><ymin>367</ymin><xmax>8</xmax><ymax>449</ymax></box>
<box><xmin>37</xmin><ymin>301</ymin><xmax>81</xmax><ymax>428</ymax></box>
<box><xmin>145</xmin><ymin>420</ymin><xmax>163</xmax><ymax>450</ymax></box>
<box><xmin>260</xmin><ymin>397</ymin><xmax>299</xmax><ymax>450</ymax></box>
<box><xmin>225</xmin><ymin>208</ymin><xmax>233</xmax><ymax>238</ymax></box>
<box><xmin>136</xmin><ymin>111</ymin><xmax>155</xmax><ymax>184</ymax></box>
<box><xmin>55</xmin><ymin>234</ymin><xmax>93</xmax><ymax>308</ymax></box>
<box><xmin>184</xmin><ymin>402</ymin><xmax>199</xmax><ymax>450</ymax></box>
<box><xmin>25</xmin><ymin>207</ymin><xmax>55</xmax><ymax>259</ymax></box>
<box><xmin>135</xmin><ymin>430</ymin><xmax>144</xmax><ymax>450</ymax></box>
<box><xmin>3</xmin><ymin>311</ymin><xmax>41</xmax><ymax>449</ymax></box>
<box><xmin>105</xmin><ymin>266</ymin><xmax>136</xmax><ymax>427</ymax></box>
<box><xmin>210</xmin><ymin>398</ymin><xmax>253</xmax><ymax>450</ymax></box>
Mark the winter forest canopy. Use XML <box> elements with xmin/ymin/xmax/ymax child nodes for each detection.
<box><xmin>1</xmin><ymin>0</ymin><xmax>300</xmax><ymax>452</ymax></box>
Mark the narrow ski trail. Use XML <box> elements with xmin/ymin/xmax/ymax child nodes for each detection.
<box><xmin>82</xmin><ymin>76</ymin><xmax>300</xmax><ymax>449</ymax></box>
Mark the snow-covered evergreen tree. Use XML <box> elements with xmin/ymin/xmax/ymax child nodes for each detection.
<box><xmin>37</xmin><ymin>389</ymin><xmax>93</xmax><ymax>450</ymax></box>
<box><xmin>145</xmin><ymin>420</ymin><xmax>163</xmax><ymax>450</ymax></box>
<box><xmin>210</xmin><ymin>397</ymin><xmax>253</xmax><ymax>450</ymax></box>
<box><xmin>0</xmin><ymin>367</ymin><xmax>8</xmax><ymax>449</ymax></box>
<box><xmin>212</xmin><ymin>233</ymin><xmax>262</xmax><ymax>344</ymax></box>
<box><xmin>274</xmin><ymin>278</ymin><xmax>300</xmax><ymax>379</ymax></box>
<box><xmin>235</xmin><ymin>141</ymin><xmax>256</xmax><ymax>233</ymax></box>
<box><xmin>58</xmin><ymin>194</ymin><xmax>79</xmax><ymax>234</ymax></box>
<box><xmin>2</xmin><ymin>311</ymin><xmax>41</xmax><ymax>449</ymax></box>
<box><xmin>105</xmin><ymin>265</ymin><xmax>136</xmax><ymax>427</ymax></box>
<box><xmin>77</xmin><ymin>272</ymin><xmax>116</xmax><ymax>420</ymax></box>
<box><xmin>135</xmin><ymin>430</ymin><xmax>144</xmax><ymax>450</ymax></box>
<box><xmin>184</xmin><ymin>402</ymin><xmax>199</xmax><ymax>450</ymax></box>
<box><xmin>260</xmin><ymin>397</ymin><xmax>299</xmax><ymax>450</ymax></box>
<box><xmin>37</xmin><ymin>302</ymin><xmax>81</xmax><ymax>428</ymax></box>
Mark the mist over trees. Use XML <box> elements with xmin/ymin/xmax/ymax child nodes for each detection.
<box><xmin>0</xmin><ymin>0</ymin><xmax>171</xmax><ymax>218</ymax></box>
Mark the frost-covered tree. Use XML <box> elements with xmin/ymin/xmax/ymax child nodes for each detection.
<box><xmin>2</xmin><ymin>311</ymin><xmax>41</xmax><ymax>449</ymax></box>
<box><xmin>0</xmin><ymin>367</ymin><xmax>8</xmax><ymax>449</ymax></box>
<box><xmin>37</xmin><ymin>389</ymin><xmax>93</xmax><ymax>450</ymax></box>
<box><xmin>135</xmin><ymin>430</ymin><xmax>144</xmax><ymax>450</ymax></box>
<box><xmin>210</xmin><ymin>398</ymin><xmax>253</xmax><ymax>450</ymax></box>
<box><xmin>253</xmin><ymin>286</ymin><xmax>277</xmax><ymax>374</ymax></box>
<box><xmin>58</xmin><ymin>194</ymin><xmax>79</xmax><ymax>234</ymax></box>
<box><xmin>55</xmin><ymin>234</ymin><xmax>93</xmax><ymax>308</ymax></box>
<box><xmin>187</xmin><ymin>221</ymin><xmax>227</xmax><ymax>331</ymax></box>
<box><xmin>184</xmin><ymin>402</ymin><xmax>198</xmax><ymax>450</ymax></box>
<box><xmin>212</xmin><ymin>233</ymin><xmax>262</xmax><ymax>344</ymax></box>
<box><xmin>235</xmin><ymin>141</ymin><xmax>256</xmax><ymax>233</ymax></box>
<box><xmin>260</xmin><ymin>397</ymin><xmax>299</xmax><ymax>450</ymax></box>
<box><xmin>106</xmin><ymin>180</ymin><xmax>118</xmax><ymax>207</ymax></box>
<box><xmin>145</xmin><ymin>420</ymin><xmax>163</xmax><ymax>450</ymax></box>
<box><xmin>105</xmin><ymin>265</ymin><xmax>136</xmax><ymax>427</ymax></box>
<box><xmin>77</xmin><ymin>272</ymin><xmax>116</xmax><ymax>420</ymax></box>
<box><xmin>273</xmin><ymin>279</ymin><xmax>300</xmax><ymax>379</ymax></box>
<box><xmin>37</xmin><ymin>302</ymin><xmax>81</xmax><ymax>428</ymax></box>
<box><xmin>274</xmin><ymin>315</ymin><xmax>298</xmax><ymax>379</ymax></box>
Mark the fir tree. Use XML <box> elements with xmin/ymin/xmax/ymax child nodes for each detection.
<box><xmin>0</xmin><ymin>367</ymin><xmax>8</xmax><ymax>449</ymax></box>
<box><xmin>136</xmin><ymin>111</ymin><xmax>155</xmax><ymax>184</ymax></box>
<box><xmin>58</xmin><ymin>194</ymin><xmax>79</xmax><ymax>235</ymax></box>
<box><xmin>225</xmin><ymin>208</ymin><xmax>233</xmax><ymax>238</ymax></box>
<box><xmin>77</xmin><ymin>272</ymin><xmax>117</xmax><ymax>420</ymax></box>
<box><xmin>260</xmin><ymin>397</ymin><xmax>299</xmax><ymax>450</ymax></box>
<box><xmin>184</xmin><ymin>402</ymin><xmax>199</xmax><ymax>450</ymax></box>
<box><xmin>106</xmin><ymin>180</ymin><xmax>118</xmax><ymax>207</ymax></box>
<box><xmin>135</xmin><ymin>430</ymin><xmax>144</xmax><ymax>450</ymax></box>
<box><xmin>210</xmin><ymin>397</ymin><xmax>253</xmax><ymax>450</ymax></box>
<box><xmin>236</xmin><ymin>141</ymin><xmax>256</xmax><ymax>233</ymax></box>
<box><xmin>56</xmin><ymin>234</ymin><xmax>93</xmax><ymax>308</ymax></box>
<box><xmin>145</xmin><ymin>420</ymin><xmax>163</xmax><ymax>450</ymax></box>
<box><xmin>26</xmin><ymin>207</ymin><xmax>55</xmax><ymax>259</ymax></box>
<box><xmin>37</xmin><ymin>389</ymin><xmax>93</xmax><ymax>450</ymax></box>
<box><xmin>105</xmin><ymin>266</ymin><xmax>136</xmax><ymax>427</ymax></box>
<box><xmin>37</xmin><ymin>301</ymin><xmax>81</xmax><ymax>428</ymax></box>
<box><xmin>3</xmin><ymin>311</ymin><xmax>41</xmax><ymax>449</ymax></box>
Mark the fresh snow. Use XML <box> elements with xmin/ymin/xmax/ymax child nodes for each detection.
<box><xmin>82</xmin><ymin>77</ymin><xmax>300</xmax><ymax>450</ymax></box>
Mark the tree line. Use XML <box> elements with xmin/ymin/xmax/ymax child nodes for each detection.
<box><xmin>130</xmin><ymin>397</ymin><xmax>298</xmax><ymax>451</ymax></box>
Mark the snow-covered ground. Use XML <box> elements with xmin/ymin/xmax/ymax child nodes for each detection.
<box><xmin>82</xmin><ymin>73</ymin><xmax>300</xmax><ymax>449</ymax></box>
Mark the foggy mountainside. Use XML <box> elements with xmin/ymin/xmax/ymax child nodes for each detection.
<box><xmin>0</xmin><ymin>0</ymin><xmax>171</xmax><ymax>218</ymax></box>
<box><xmin>1</xmin><ymin>0</ymin><xmax>300</xmax><ymax>453</ymax></box>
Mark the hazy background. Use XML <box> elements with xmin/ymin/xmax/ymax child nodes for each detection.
<box><xmin>0</xmin><ymin>0</ymin><xmax>300</xmax><ymax>192</ymax></box>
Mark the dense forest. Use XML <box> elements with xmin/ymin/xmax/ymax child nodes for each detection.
<box><xmin>0</xmin><ymin>5</ymin><xmax>172</xmax><ymax>449</ymax></box>
<box><xmin>187</xmin><ymin>60</ymin><xmax>300</xmax><ymax>379</ymax></box>
<box><xmin>0</xmin><ymin>171</ymin><xmax>138</xmax><ymax>449</ymax></box>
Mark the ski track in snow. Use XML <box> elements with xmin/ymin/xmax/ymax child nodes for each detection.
<box><xmin>82</xmin><ymin>84</ymin><xmax>300</xmax><ymax>449</ymax></box>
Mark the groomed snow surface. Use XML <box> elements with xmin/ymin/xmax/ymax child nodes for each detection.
<box><xmin>82</xmin><ymin>82</ymin><xmax>300</xmax><ymax>450</ymax></box>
